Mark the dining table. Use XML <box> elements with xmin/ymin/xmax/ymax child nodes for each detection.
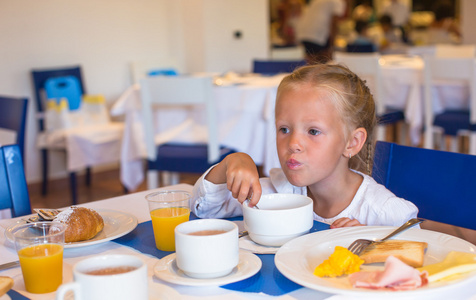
<box><xmin>1</xmin><ymin>183</ymin><xmax>476</xmax><ymax>300</ymax></box>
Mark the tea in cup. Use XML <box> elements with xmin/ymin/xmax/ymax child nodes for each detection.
<box><xmin>175</xmin><ymin>219</ymin><xmax>239</xmax><ymax>279</ymax></box>
<box><xmin>146</xmin><ymin>190</ymin><xmax>191</xmax><ymax>251</ymax></box>
<box><xmin>55</xmin><ymin>254</ymin><xmax>147</xmax><ymax>300</ymax></box>
<box><xmin>12</xmin><ymin>221</ymin><xmax>67</xmax><ymax>294</ymax></box>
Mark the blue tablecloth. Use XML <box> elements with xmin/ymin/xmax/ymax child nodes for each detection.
<box><xmin>114</xmin><ymin>216</ymin><xmax>330</xmax><ymax>296</ymax></box>
<box><xmin>8</xmin><ymin>290</ymin><xmax>30</xmax><ymax>300</ymax></box>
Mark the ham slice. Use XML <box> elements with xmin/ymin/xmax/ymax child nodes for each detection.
<box><xmin>349</xmin><ymin>256</ymin><xmax>428</xmax><ymax>290</ymax></box>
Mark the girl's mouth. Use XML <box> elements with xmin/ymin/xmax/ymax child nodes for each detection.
<box><xmin>286</xmin><ymin>158</ymin><xmax>302</xmax><ymax>169</ymax></box>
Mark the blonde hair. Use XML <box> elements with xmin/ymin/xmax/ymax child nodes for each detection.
<box><xmin>276</xmin><ymin>63</ymin><xmax>377</xmax><ymax>174</ymax></box>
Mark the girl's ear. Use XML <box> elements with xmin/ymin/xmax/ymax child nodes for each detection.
<box><xmin>345</xmin><ymin>127</ymin><xmax>367</xmax><ymax>157</ymax></box>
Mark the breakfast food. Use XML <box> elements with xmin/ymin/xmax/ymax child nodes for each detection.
<box><xmin>418</xmin><ymin>251</ymin><xmax>476</xmax><ymax>283</ymax></box>
<box><xmin>0</xmin><ymin>276</ymin><xmax>13</xmax><ymax>297</ymax></box>
<box><xmin>349</xmin><ymin>256</ymin><xmax>428</xmax><ymax>290</ymax></box>
<box><xmin>55</xmin><ymin>206</ymin><xmax>104</xmax><ymax>243</ymax></box>
<box><xmin>314</xmin><ymin>246</ymin><xmax>364</xmax><ymax>277</ymax></box>
<box><xmin>359</xmin><ymin>240</ymin><xmax>428</xmax><ymax>268</ymax></box>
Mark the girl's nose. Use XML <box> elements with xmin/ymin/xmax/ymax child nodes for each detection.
<box><xmin>288</xmin><ymin>134</ymin><xmax>302</xmax><ymax>153</ymax></box>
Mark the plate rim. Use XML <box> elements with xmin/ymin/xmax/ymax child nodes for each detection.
<box><xmin>275</xmin><ymin>226</ymin><xmax>476</xmax><ymax>297</ymax></box>
<box><xmin>4</xmin><ymin>209</ymin><xmax>138</xmax><ymax>248</ymax></box>
<box><xmin>153</xmin><ymin>250</ymin><xmax>262</xmax><ymax>286</ymax></box>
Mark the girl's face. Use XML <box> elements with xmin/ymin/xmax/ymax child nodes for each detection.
<box><xmin>275</xmin><ymin>84</ymin><xmax>350</xmax><ymax>187</ymax></box>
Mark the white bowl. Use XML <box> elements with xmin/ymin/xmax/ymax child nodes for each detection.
<box><xmin>242</xmin><ymin>194</ymin><xmax>313</xmax><ymax>246</ymax></box>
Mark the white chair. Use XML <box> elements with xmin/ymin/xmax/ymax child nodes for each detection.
<box><xmin>140</xmin><ymin>76</ymin><xmax>236</xmax><ymax>189</ymax></box>
<box><xmin>333</xmin><ymin>52</ymin><xmax>406</xmax><ymax>143</ymax></box>
<box><xmin>423</xmin><ymin>56</ymin><xmax>476</xmax><ymax>154</ymax></box>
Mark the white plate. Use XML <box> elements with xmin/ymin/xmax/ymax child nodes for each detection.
<box><xmin>275</xmin><ymin>226</ymin><xmax>476</xmax><ymax>298</ymax></box>
<box><xmin>5</xmin><ymin>209</ymin><xmax>138</xmax><ymax>248</ymax></box>
<box><xmin>154</xmin><ymin>250</ymin><xmax>261</xmax><ymax>286</ymax></box>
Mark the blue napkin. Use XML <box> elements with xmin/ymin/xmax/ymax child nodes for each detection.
<box><xmin>113</xmin><ymin>217</ymin><xmax>329</xmax><ymax>296</ymax></box>
<box><xmin>7</xmin><ymin>290</ymin><xmax>30</xmax><ymax>300</ymax></box>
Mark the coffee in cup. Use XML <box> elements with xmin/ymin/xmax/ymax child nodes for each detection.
<box><xmin>175</xmin><ymin>219</ymin><xmax>239</xmax><ymax>279</ymax></box>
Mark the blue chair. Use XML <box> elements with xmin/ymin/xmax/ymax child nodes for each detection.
<box><xmin>346</xmin><ymin>43</ymin><xmax>376</xmax><ymax>53</ymax></box>
<box><xmin>31</xmin><ymin>66</ymin><xmax>89</xmax><ymax>204</ymax></box>
<box><xmin>252</xmin><ymin>59</ymin><xmax>307</xmax><ymax>75</ymax></box>
<box><xmin>423</xmin><ymin>56</ymin><xmax>476</xmax><ymax>153</ymax></box>
<box><xmin>0</xmin><ymin>145</ymin><xmax>31</xmax><ymax>217</ymax></box>
<box><xmin>0</xmin><ymin>96</ymin><xmax>28</xmax><ymax>159</ymax></box>
<box><xmin>372</xmin><ymin>141</ymin><xmax>476</xmax><ymax>230</ymax></box>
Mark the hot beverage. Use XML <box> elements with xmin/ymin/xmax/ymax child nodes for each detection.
<box><xmin>86</xmin><ymin>266</ymin><xmax>137</xmax><ymax>276</ymax></box>
<box><xmin>188</xmin><ymin>230</ymin><xmax>227</xmax><ymax>236</ymax></box>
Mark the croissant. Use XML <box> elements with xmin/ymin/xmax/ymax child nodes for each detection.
<box><xmin>55</xmin><ymin>206</ymin><xmax>104</xmax><ymax>243</ymax></box>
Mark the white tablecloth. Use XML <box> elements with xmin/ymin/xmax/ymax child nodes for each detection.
<box><xmin>36</xmin><ymin>122</ymin><xmax>124</xmax><ymax>172</ymax></box>
<box><xmin>1</xmin><ymin>184</ymin><xmax>475</xmax><ymax>300</ymax></box>
<box><xmin>111</xmin><ymin>74</ymin><xmax>285</xmax><ymax>191</ymax></box>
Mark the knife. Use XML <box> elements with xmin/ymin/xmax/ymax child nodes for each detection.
<box><xmin>0</xmin><ymin>261</ymin><xmax>20</xmax><ymax>271</ymax></box>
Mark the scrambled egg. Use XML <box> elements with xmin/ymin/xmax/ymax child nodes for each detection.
<box><xmin>314</xmin><ymin>246</ymin><xmax>364</xmax><ymax>277</ymax></box>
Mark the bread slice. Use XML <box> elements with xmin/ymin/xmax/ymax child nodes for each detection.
<box><xmin>0</xmin><ymin>276</ymin><xmax>13</xmax><ymax>297</ymax></box>
<box><xmin>359</xmin><ymin>240</ymin><xmax>428</xmax><ymax>268</ymax></box>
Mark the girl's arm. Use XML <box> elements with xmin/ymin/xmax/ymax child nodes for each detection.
<box><xmin>205</xmin><ymin>152</ymin><xmax>262</xmax><ymax>206</ymax></box>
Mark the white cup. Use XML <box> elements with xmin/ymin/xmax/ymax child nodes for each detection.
<box><xmin>175</xmin><ymin>219</ymin><xmax>239</xmax><ymax>279</ymax></box>
<box><xmin>55</xmin><ymin>255</ymin><xmax>147</xmax><ymax>300</ymax></box>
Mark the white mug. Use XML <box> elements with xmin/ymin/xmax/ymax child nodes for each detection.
<box><xmin>56</xmin><ymin>255</ymin><xmax>147</xmax><ymax>300</ymax></box>
<box><xmin>175</xmin><ymin>219</ymin><xmax>239</xmax><ymax>279</ymax></box>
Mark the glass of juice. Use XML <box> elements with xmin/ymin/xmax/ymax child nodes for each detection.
<box><xmin>12</xmin><ymin>221</ymin><xmax>67</xmax><ymax>294</ymax></box>
<box><xmin>146</xmin><ymin>190</ymin><xmax>191</xmax><ymax>251</ymax></box>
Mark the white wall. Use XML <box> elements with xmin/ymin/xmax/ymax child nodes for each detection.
<box><xmin>0</xmin><ymin>0</ymin><xmax>269</xmax><ymax>183</ymax></box>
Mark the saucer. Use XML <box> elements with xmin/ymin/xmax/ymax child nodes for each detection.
<box><xmin>153</xmin><ymin>250</ymin><xmax>261</xmax><ymax>286</ymax></box>
<box><xmin>239</xmin><ymin>235</ymin><xmax>280</xmax><ymax>254</ymax></box>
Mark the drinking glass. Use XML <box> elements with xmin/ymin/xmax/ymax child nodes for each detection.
<box><xmin>12</xmin><ymin>221</ymin><xmax>67</xmax><ymax>293</ymax></box>
<box><xmin>146</xmin><ymin>190</ymin><xmax>191</xmax><ymax>251</ymax></box>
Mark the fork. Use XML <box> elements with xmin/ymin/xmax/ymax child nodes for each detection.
<box><xmin>347</xmin><ymin>218</ymin><xmax>425</xmax><ymax>256</ymax></box>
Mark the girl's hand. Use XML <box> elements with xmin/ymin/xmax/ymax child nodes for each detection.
<box><xmin>205</xmin><ymin>153</ymin><xmax>262</xmax><ymax>207</ymax></box>
<box><xmin>330</xmin><ymin>217</ymin><xmax>365</xmax><ymax>228</ymax></box>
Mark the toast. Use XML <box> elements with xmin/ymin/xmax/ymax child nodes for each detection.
<box><xmin>0</xmin><ymin>276</ymin><xmax>13</xmax><ymax>297</ymax></box>
<box><xmin>359</xmin><ymin>240</ymin><xmax>428</xmax><ymax>268</ymax></box>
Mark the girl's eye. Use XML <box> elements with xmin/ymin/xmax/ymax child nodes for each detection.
<box><xmin>279</xmin><ymin>127</ymin><xmax>289</xmax><ymax>134</ymax></box>
<box><xmin>309</xmin><ymin>129</ymin><xmax>321</xmax><ymax>136</ymax></box>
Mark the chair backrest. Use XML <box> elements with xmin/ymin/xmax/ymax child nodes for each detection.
<box><xmin>252</xmin><ymin>59</ymin><xmax>306</xmax><ymax>75</ymax></box>
<box><xmin>140</xmin><ymin>76</ymin><xmax>219</xmax><ymax>163</ymax></box>
<box><xmin>372</xmin><ymin>141</ymin><xmax>476</xmax><ymax>230</ymax></box>
<box><xmin>333</xmin><ymin>52</ymin><xmax>384</xmax><ymax>115</ymax></box>
<box><xmin>422</xmin><ymin>56</ymin><xmax>476</xmax><ymax>149</ymax></box>
<box><xmin>31</xmin><ymin>66</ymin><xmax>86</xmax><ymax>131</ymax></box>
<box><xmin>346</xmin><ymin>43</ymin><xmax>376</xmax><ymax>53</ymax></box>
<box><xmin>44</xmin><ymin>76</ymin><xmax>83</xmax><ymax>110</ymax></box>
<box><xmin>435</xmin><ymin>44</ymin><xmax>476</xmax><ymax>58</ymax></box>
<box><xmin>130</xmin><ymin>58</ymin><xmax>183</xmax><ymax>84</ymax></box>
<box><xmin>0</xmin><ymin>96</ymin><xmax>28</xmax><ymax>158</ymax></box>
<box><xmin>0</xmin><ymin>144</ymin><xmax>31</xmax><ymax>217</ymax></box>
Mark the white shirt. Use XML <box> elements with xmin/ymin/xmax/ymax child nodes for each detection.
<box><xmin>296</xmin><ymin>0</ymin><xmax>346</xmax><ymax>45</ymax></box>
<box><xmin>382</xmin><ymin>0</ymin><xmax>410</xmax><ymax>27</ymax></box>
<box><xmin>191</xmin><ymin>167</ymin><xmax>418</xmax><ymax>227</ymax></box>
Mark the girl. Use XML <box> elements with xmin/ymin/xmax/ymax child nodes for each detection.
<box><xmin>190</xmin><ymin>63</ymin><xmax>418</xmax><ymax>228</ymax></box>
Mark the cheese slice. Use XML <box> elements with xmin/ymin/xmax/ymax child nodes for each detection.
<box><xmin>418</xmin><ymin>251</ymin><xmax>476</xmax><ymax>283</ymax></box>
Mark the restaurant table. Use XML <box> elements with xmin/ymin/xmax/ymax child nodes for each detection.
<box><xmin>1</xmin><ymin>183</ymin><xmax>476</xmax><ymax>300</ymax></box>
<box><xmin>110</xmin><ymin>73</ymin><xmax>285</xmax><ymax>191</ymax></box>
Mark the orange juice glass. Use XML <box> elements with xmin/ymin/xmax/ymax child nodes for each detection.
<box><xmin>146</xmin><ymin>191</ymin><xmax>191</xmax><ymax>251</ymax></box>
<box><xmin>13</xmin><ymin>222</ymin><xmax>67</xmax><ymax>293</ymax></box>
